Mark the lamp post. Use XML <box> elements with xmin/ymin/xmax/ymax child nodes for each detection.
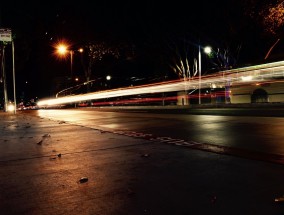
<box><xmin>56</xmin><ymin>44</ymin><xmax>73</xmax><ymax>78</ymax></box>
<box><xmin>198</xmin><ymin>45</ymin><xmax>201</xmax><ymax>105</ymax></box>
<box><xmin>70</xmin><ymin>50</ymin><xmax>73</xmax><ymax>78</ymax></box>
<box><xmin>198</xmin><ymin>45</ymin><xmax>212</xmax><ymax>104</ymax></box>
<box><xmin>56</xmin><ymin>44</ymin><xmax>83</xmax><ymax>79</ymax></box>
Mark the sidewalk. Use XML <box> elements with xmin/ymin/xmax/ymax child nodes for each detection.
<box><xmin>1</xmin><ymin>111</ymin><xmax>284</xmax><ymax>215</ymax></box>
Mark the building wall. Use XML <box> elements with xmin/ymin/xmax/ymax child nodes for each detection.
<box><xmin>177</xmin><ymin>91</ymin><xmax>189</xmax><ymax>105</ymax></box>
<box><xmin>265</xmin><ymin>82</ymin><xmax>284</xmax><ymax>102</ymax></box>
<box><xmin>230</xmin><ymin>82</ymin><xmax>284</xmax><ymax>103</ymax></box>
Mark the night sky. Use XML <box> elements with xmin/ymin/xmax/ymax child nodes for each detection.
<box><xmin>0</xmin><ymin>0</ymin><xmax>283</xmax><ymax>100</ymax></box>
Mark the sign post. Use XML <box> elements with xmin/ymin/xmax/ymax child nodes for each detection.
<box><xmin>0</xmin><ymin>28</ymin><xmax>16</xmax><ymax>113</ymax></box>
<box><xmin>0</xmin><ymin>28</ymin><xmax>12</xmax><ymax>42</ymax></box>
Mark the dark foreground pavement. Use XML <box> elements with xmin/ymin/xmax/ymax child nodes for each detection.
<box><xmin>1</xmin><ymin>111</ymin><xmax>284</xmax><ymax>215</ymax></box>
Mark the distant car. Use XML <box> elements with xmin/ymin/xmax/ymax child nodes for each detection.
<box><xmin>77</xmin><ymin>102</ymin><xmax>89</xmax><ymax>107</ymax></box>
<box><xmin>17</xmin><ymin>101</ymin><xmax>39</xmax><ymax>110</ymax></box>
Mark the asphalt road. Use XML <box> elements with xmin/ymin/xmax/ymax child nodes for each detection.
<box><xmin>35</xmin><ymin>107</ymin><xmax>284</xmax><ymax>164</ymax></box>
<box><xmin>1</xmin><ymin>108</ymin><xmax>284</xmax><ymax>215</ymax></box>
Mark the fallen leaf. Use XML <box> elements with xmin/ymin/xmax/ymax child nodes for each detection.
<box><xmin>79</xmin><ymin>177</ymin><xmax>88</xmax><ymax>183</ymax></box>
<box><xmin>42</xmin><ymin>134</ymin><xmax>50</xmax><ymax>138</ymax></box>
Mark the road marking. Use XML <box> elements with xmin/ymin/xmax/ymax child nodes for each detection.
<box><xmin>110</xmin><ymin>129</ymin><xmax>284</xmax><ymax>165</ymax></box>
<box><xmin>43</xmin><ymin>120</ymin><xmax>284</xmax><ymax>166</ymax></box>
<box><xmin>112</xmin><ymin>130</ymin><xmax>201</xmax><ymax>147</ymax></box>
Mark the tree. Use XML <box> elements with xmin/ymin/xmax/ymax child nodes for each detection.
<box><xmin>80</xmin><ymin>42</ymin><xmax>120</xmax><ymax>91</ymax></box>
<box><xmin>165</xmin><ymin>36</ymin><xmax>238</xmax><ymax>80</ymax></box>
<box><xmin>240</xmin><ymin>0</ymin><xmax>284</xmax><ymax>59</ymax></box>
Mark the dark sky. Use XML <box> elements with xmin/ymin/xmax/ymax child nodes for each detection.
<box><xmin>0</xmin><ymin>0</ymin><xmax>280</xmax><ymax>99</ymax></box>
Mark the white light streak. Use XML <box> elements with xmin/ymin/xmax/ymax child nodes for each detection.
<box><xmin>37</xmin><ymin>61</ymin><xmax>284</xmax><ymax>107</ymax></box>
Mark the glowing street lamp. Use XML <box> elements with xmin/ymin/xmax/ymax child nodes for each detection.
<box><xmin>204</xmin><ymin>46</ymin><xmax>212</xmax><ymax>55</ymax></box>
<box><xmin>55</xmin><ymin>43</ymin><xmax>83</xmax><ymax>78</ymax></box>
<box><xmin>57</xmin><ymin>44</ymin><xmax>68</xmax><ymax>55</ymax></box>
<box><xmin>56</xmin><ymin>44</ymin><xmax>73</xmax><ymax>78</ymax></box>
<box><xmin>198</xmin><ymin>45</ymin><xmax>212</xmax><ymax>104</ymax></box>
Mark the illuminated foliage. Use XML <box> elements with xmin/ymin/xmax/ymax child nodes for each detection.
<box><xmin>238</xmin><ymin>0</ymin><xmax>284</xmax><ymax>59</ymax></box>
<box><xmin>87</xmin><ymin>42</ymin><xmax>120</xmax><ymax>62</ymax></box>
<box><xmin>80</xmin><ymin>42</ymin><xmax>121</xmax><ymax>91</ymax></box>
<box><xmin>242</xmin><ymin>0</ymin><xmax>284</xmax><ymax>35</ymax></box>
<box><xmin>261</xmin><ymin>1</ymin><xmax>284</xmax><ymax>35</ymax></box>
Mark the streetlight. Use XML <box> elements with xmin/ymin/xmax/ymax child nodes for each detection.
<box><xmin>56</xmin><ymin>43</ymin><xmax>83</xmax><ymax>79</ymax></box>
<box><xmin>56</xmin><ymin>44</ymin><xmax>73</xmax><ymax>78</ymax></box>
<box><xmin>198</xmin><ymin>45</ymin><xmax>212</xmax><ymax>104</ymax></box>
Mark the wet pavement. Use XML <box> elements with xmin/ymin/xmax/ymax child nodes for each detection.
<box><xmin>1</xmin><ymin>111</ymin><xmax>284</xmax><ymax>215</ymax></box>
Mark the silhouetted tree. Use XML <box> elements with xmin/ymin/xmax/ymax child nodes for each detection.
<box><xmin>240</xmin><ymin>0</ymin><xmax>284</xmax><ymax>59</ymax></box>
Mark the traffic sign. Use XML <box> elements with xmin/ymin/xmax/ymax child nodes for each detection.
<box><xmin>0</xmin><ymin>28</ymin><xmax>12</xmax><ymax>42</ymax></box>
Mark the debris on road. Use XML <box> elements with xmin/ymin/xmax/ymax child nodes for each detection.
<box><xmin>37</xmin><ymin>134</ymin><xmax>51</xmax><ymax>145</ymax></box>
<box><xmin>37</xmin><ymin>140</ymin><xmax>43</xmax><ymax>145</ymax></box>
<box><xmin>79</xmin><ymin>177</ymin><xmax>88</xmax><ymax>183</ymax></box>
<box><xmin>42</xmin><ymin>134</ymin><xmax>51</xmax><ymax>138</ymax></box>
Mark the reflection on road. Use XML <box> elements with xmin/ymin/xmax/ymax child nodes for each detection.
<box><xmin>37</xmin><ymin>109</ymin><xmax>284</xmax><ymax>165</ymax></box>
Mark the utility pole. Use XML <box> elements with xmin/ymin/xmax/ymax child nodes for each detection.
<box><xmin>12</xmin><ymin>40</ymin><xmax>16</xmax><ymax>114</ymax></box>
<box><xmin>0</xmin><ymin>28</ymin><xmax>16</xmax><ymax>113</ymax></box>
<box><xmin>1</xmin><ymin>45</ymin><xmax>8</xmax><ymax>111</ymax></box>
<box><xmin>70</xmin><ymin>50</ymin><xmax>73</xmax><ymax>79</ymax></box>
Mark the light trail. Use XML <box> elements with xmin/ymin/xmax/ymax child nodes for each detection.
<box><xmin>37</xmin><ymin>60</ymin><xmax>284</xmax><ymax>107</ymax></box>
